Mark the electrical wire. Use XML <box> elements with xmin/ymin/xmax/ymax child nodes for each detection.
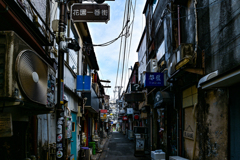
<box><xmin>120</xmin><ymin>0</ymin><xmax>131</xmax><ymax>90</ymax></box>
<box><xmin>123</xmin><ymin>0</ymin><xmax>137</xmax><ymax>89</ymax></box>
<box><xmin>115</xmin><ymin>0</ymin><xmax>128</xmax><ymax>89</ymax></box>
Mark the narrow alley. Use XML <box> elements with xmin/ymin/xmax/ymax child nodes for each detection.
<box><xmin>99</xmin><ymin>132</ymin><xmax>151</xmax><ymax>160</ymax></box>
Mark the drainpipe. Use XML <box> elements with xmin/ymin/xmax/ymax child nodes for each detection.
<box><xmin>47</xmin><ymin>114</ymin><xmax>50</xmax><ymax>160</ymax></box>
<box><xmin>178</xmin><ymin>5</ymin><xmax>181</xmax><ymax>46</ymax></box>
<box><xmin>192</xmin><ymin>103</ymin><xmax>198</xmax><ymax>160</ymax></box>
<box><xmin>173</xmin><ymin>95</ymin><xmax>179</xmax><ymax>156</ymax></box>
<box><xmin>32</xmin><ymin>116</ymin><xmax>37</xmax><ymax>156</ymax></box>
<box><xmin>194</xmin><ymin>0</ymin><xmax>198</xmax><ymax>62</ymax></box>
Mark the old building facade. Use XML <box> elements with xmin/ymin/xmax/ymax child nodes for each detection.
<box><xmin>120</xmin><ymin>0</ymin><xmax>240</xmax><ymax>160</ymax></box>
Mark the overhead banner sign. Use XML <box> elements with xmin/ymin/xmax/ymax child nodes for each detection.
<box><xmin>71</xmin><ymin>4</ymin><xmax>110</xmax><ymax>23</ymax></box>
<box><xmin>144</xmin><ymin>72</ymin><xmax>164</xmax><ymax>87</ymax></box>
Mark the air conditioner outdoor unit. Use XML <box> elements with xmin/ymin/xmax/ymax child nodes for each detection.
<box><xmin>0</xmin><ymin>31</ymin><xmax>56</xmax><ymax>108</ymax></box>
<box><xmin>146</xmin><ymin>59</ymin><xmax>158</xmax><ymax>72</ymax></box>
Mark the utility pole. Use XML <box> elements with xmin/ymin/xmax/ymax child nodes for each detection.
<box><xmin>113</xmin><ymin>90</ymin><xmax>117</xmax><ymax>102</ymax></box>
<box><xmin>56</xmin><ymin>1</ymin><xmax>66</xmax><ymax>160</ymax></box>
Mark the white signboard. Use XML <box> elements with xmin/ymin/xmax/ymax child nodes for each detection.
<box><xmin>127</xmin><ymin>108</ymin><xmax>133</xmax><ymax>114</ymax></box>
<box><xmin>136</xmin><ymin>138</ymin><xmax>145</xmax><ymax>151</ymax></box>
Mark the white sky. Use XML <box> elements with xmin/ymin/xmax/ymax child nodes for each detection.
<box><xmin>88</xmin><ymin>0</ymin><xmax>146</xmax><ymax>102</ymax></box>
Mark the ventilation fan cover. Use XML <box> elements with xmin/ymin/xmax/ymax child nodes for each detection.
<box><xmin>16</xmin><ymin>50</ymin><xmax>48</xmax><ymax>105</ymax></box>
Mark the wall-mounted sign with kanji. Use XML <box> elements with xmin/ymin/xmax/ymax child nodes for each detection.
<box><xmin>144</xmin><ymin>72</ymin><xmax>164</xmax><ymax>87</ymax></box>
<box><xmin>71</xmin><ymin>4</ymin><xmax>110</xmax><ymax>23</ymax></box>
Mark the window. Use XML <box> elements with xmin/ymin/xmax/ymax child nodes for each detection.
<box><xmin>72</xmin><ymin>122</ymin><xmax>75</xmax><ymax>132</ymax></box>
<box><xmin>66</xmin><ymin>22</ymin><xmax>79</xmax><ymax>74</ymax></box>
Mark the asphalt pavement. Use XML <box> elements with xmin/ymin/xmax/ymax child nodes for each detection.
<box><xmin>98</xmin><ymin>131</ymin><xmax>151</xmax><ymax>160</ymax></box>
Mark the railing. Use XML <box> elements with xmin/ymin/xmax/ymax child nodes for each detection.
<box><xmin>14</xmin><ymin>0</ymin><xmax>55</xmax><ymax>43</ymax></box>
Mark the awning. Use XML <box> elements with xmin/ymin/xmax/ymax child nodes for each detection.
<box><xmin>199</xmin><ymin>67</ymin><xmax>240</xmax><ymax>89</ymax></box>
<box><xmin>154</xmin><ymin>91</ymin><xmax>172</xmax><ymax>108</ymax></box>
<box><xmin>84</xmin><ymin>106</ymin><xmax>98</xmax><ymax>114</ymax></box>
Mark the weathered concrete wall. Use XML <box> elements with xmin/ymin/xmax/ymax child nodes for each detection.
<box><xmin>164</xmin><ymin>12</ymin><xmax>174</xmax><ymax>61</ymax></box>
<box><xmin>204</xmin><ymin>0</ymin><xmax>240</xmax><ymax>74</ymax></box>
<box><xmin>181</xmin><ymin>0</ymin><xmax>196</xmax><ymax>44</ymax></box>
<box><xmin>184</xmin><ymin>106</ymin><xmax>199</xmax><ymax>159</ymax></box>
<box><xmin>197</xmin><ymin>89</ymin><xmax>228</xmax><ymax>160</ymax></box>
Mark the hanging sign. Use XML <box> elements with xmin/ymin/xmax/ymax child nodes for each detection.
<box><xmin>131</xmin><ymin>83</ymin><xmax>142</xmax><ymax>91</ymax></box>
<box><xmin>144</xmin><ymin>72</ymin><xmax>164</xmax><ymax>87</ymax></box>
<box><xmin>123</xmin><ymin>116</ymin><xmax>128</xmax><ymax>121</ymax></box>
<box><xmin>71</xmin><ymin>4</ymin><xmax>110</xmax><ymax>23</ymax></box>
<box><xmin>100</xmin><ymin>113</ymin><xmax>107</xmax><ymax>119</ymax></box>
<box><xmin>183</xmin><ymin>131</ymin><xmax>194</xmax><ymax>140</ymax></box>
<box><xmin>134</xmin><ymin>115</ymin><xmax>139</xmax><ymax>120</ymax></box>
<box><xmin>100</xmin><ymin>109</ymin><xmax>108</xmax><ymax>113</ymax></box>
<box><xmin>183</xmin><ymin>125</ymin><xmax>194</xmax><ymax>140</ymax></box>
<box><xmin>0</xmin><ymin>113</ymin><xmax>13</xmax><ymax>137</ymax></box>
<box><xmin>127</xmin><ymin>108</ymin><xmax>133</xmax><ymax>114</ymax></box>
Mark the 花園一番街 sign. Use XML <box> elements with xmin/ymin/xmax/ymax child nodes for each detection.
<box><xmin>144</xmin><ymin>72</ymin><xmax>164</xmax><ymax>87</ymax></box>
<box><xmin>71</xmin><ymin>4</ymin><xmax>110</xmax><ymax>23</ymax></box>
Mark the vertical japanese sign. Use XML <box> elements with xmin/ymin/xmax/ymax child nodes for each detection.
<box><xmin>71</xmin><ymin>4</ymin><xmax>110</xmax><ymax>23</ymax></box>
<box><xmin>144</xmin><ymin>72</ymin><xmax>164</xmax><ymax>87</ymax></box>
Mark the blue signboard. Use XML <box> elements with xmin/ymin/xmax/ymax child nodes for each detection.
<box><xmin>76</xmin><ymin>75</ymin><xmax>91</xmax><ymax>91</ymax></box>
<box><xmin>144</xmin><ymin>72</ymin><xmax>164</xmax><ymax>87</ymax></box>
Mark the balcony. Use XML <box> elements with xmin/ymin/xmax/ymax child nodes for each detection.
<box><xmin>1</xmin><ymin>0</ymin><xmax>54</xmax><ymax>46</ymax></box>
